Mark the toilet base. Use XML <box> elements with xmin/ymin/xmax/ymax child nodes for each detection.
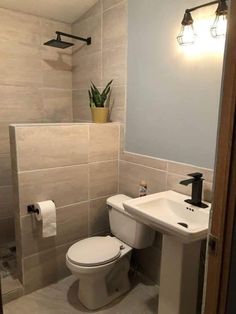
<box><xmin>78</xmin><ymin>254</ymin><xmax>131</xmax><ymax>310</ymax></box>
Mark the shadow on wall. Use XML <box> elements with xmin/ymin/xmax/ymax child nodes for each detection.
<box><xmin>43</xmin><ymin>53</ymin><xmax>72</xmax><ymax>71</ymax></box>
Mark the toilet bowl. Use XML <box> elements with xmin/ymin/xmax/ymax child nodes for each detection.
<box><xmin>66</xmin><ymin>236</ymin><xmax>132</xmax><ymax>310</ymax></box>
<box><xmin>66</xmin><ymin>194</ymin><xmax>155</xmax><ymax>310</ymax></box>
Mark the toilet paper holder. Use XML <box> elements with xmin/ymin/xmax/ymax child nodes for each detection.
<box><xmin>27</xmin><ymin>204</ymin><xmax>39</xmax><ymax>214</ymax></box>
<box><xmin>27</xmin><ymin>201</ymin><xmax>55</xmax><ymax>214</ymax></box>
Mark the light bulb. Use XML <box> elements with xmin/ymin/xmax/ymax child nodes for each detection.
<box><xmin>210</xmin><ymin>14</ymin><xmax>227</xmax><ymax>38</ymax></box>
<box><xmin>177</xmin><ymin>24</ymin><xmax>197</xmax><ymax>46</ymax></box>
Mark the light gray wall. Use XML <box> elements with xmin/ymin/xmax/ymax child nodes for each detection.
<box><xmin>126</xmin><ymin>0</ymin><xmax>225</xmax><ymax>169</ymax></box>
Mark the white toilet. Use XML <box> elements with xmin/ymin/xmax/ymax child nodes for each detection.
<box><xmin>66</xmin><ymin>194</ymin><xmax>155</xmax><ymax>310</ymax></box>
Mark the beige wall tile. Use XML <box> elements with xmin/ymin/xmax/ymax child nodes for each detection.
<box><xmin>89</xmin><ymin>197</ymin><xmax>110</xmax><ymax>235</ymax></box>
<box><xmin>119</xmin><ymin>123</ymin><xmax>125</xmax><ymax>155</ymax></box>
<box><xmin>0</xmin><ymin>154</ymin><xmax>12</xmax><ymax>186</ymax></box>
<box><xmin>0</xmin><ymin>86</ymin><xmax>43</xmax><ymax>123</ymax></box>
<box><xmin>0</xmin><ymin>41</ymin><xmax>42</xmax><ymax>87</ymax></box>
<box><xmin>132</xmin><ymin>231</ymin><xmax>162</xmax><ymax>285</ymax></box>
<box><xmin>40</xmin><ymin>18</ymin><xmax>72</xmax><ymax>90</ymax></box>
<box><xmin>40</xmin><ymin>17</ymin><xmax>71</xmax><ymax>46</ymax></box>
<box><xmin>102</xmin><ymin>0</ymin><xmax>125</xmax><ymax>11</ymax></box>
<box><xmin>40</xmin><ymin>43</ymin><xmax>72</xmax><ymax>90</ymax></box>
<box><xmin>14</xmin><ymin>214</ymin><xmax>23</xmax><ymax>282</ymax></box>
<box><xmin>0</xmin><ymin>186</ymin><xmax>13</xmax><ymax>219</ymax></box>
<box><xmin>72</xmin><ymin>52</ymin><xmax>102</xmax><ymax>89</ymax></box>
<box><xmin>121</xmin><ymin>152</ymin><xmax>168</xmax><ymax>171</ymax></box>
<box><xmin>119</xmin><ymin>160</ymin><xmax>167</xmax><ymax>197</ymax></box>
<box><xmin>89</xmin><ymin>161</ymin><xmax>118</xmax><ymax>198</ymax></box>
<box><xmin>42</xmin><ymin>70</ymin><xmax>72</xmax><ymax>90</ymax></box>
<box><xmin>9</xmin><ymin>127</ymin><xmax>18</xmax><ymax>173</ymax></box>
<box><xmin>72</xmin><ymin>14</ymin><xmax>101</xmax><ymax>56</ymax></box>
<box><xmin>0</xmin><ymin>8</ymin><xmax>41</xmax><ymax>45</ymax></box>
<box><xmin>22</xmin><ymin>242</ymin><xmax>71</xmax><ymax>293</ymax></box>
<box><xmin>77</xmin><ymin>1</ymin><xmax>102</xmax><ymax>22</ymax></box>
<box><xmin>72</xmin><ymin>89</ymin><xmax>92</xmax><ymax>122</ymax></box>
<box><xmin>0</xmin><ymin>217</ymin><xmax>15</xmax><ymax>246</ymax></box>
<box><xmin>0</xmin><ymin>124</ymin><xmax>10</xmax><ymax>154</ymax></box>
<box><xmin>18</xmin><ymin>165</ymin><xmax>89</xmax><ymax>216</ymax></box>
<box><xmin>203</xmin><ymin>181</ymin><xmax>213</xmax><ymax>203</ymax></box>
<box><xmin>2</xmin><ymin>276</ymin><xmax>23</xmax><ymax>304</ymax></box>
<box><xmin>102</xmin><ymin>1</ymin><xmax>127</xmax><ymax>49</ymax></box>
<box><xmin>89</xmin><ymin>124</ymin><xmax>119</xmax><ymax>162</ymax></box>
<box><xmin>16</xmin><ymin>125</ymin><xmax>88</xmax><ymax>171</ymax></box>
<box><xmin>167</xmin><ymin>173</ymin><xmax>212</xmax><ymax>203</ymax></box>
<box><xmin>102</xmin><ymin>45</ymin><xmax>126</xmax><ymax>87</ymax></box>
<box><xmin>134</xmin><ymin>245</ymin><xmax>162</xmax><ymax>284</ymax></box>
<box><xmin>109</xmin><ymin>85</ymin><xmax>126</xmax><ymax>123</ymax></box>
<box><xmin>167</xmin><ymin>173</ymin><xmax>194</xmax><ymax>197</ymax></box>
<box><xmin>20</xmin><ymin>202</ymin><xmax>89</xmax><ymax>257</ymax></box>
<box><xmin>168</xmin><ymin>161</ymin><xmax>214</xmax><ymax>182</ymax></box>
<box><xmin>41</xmin><ymin>89</ymin><xmax>72</xmax><ymax>122</ymax></box>
<box><xmin>0</xmin><ymin>8</ymin><xmax>73</xmax><ymax>259</ymax></box>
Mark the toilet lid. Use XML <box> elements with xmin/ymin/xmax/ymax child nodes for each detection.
<box><xmin>67</xmin><ymin>236</ymin><xmax>121</xmax><ymax>266</ymax></box>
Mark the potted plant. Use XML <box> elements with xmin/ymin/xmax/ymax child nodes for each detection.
<box><xmin>88</xmin><ymin>80</ymin><xmax>113</xmax><ymax>123</ymax></box>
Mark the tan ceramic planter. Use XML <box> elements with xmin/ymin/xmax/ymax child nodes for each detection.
<box><xmin>91</xmin><ymin>107</ymin><xmax>109</xmax><ymax>123</ymax></box>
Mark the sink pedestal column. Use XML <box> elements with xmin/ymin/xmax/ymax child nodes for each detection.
<box><xmin>158</xmin><ymin>235</ymin><xmax>201</xmax><ymax>314</ymax></box>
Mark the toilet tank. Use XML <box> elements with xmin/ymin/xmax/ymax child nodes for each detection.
<box><xmin>107</xmin><ymin>194</ymin><xmax>155</xmax><ymax>249</ymax></box>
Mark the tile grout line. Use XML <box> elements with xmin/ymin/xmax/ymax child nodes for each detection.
<box><xmin>101</xmin><ymin>0</ymin><xmax>103</xmax><ymax>88</ymax></box>
<box><xmin>103</xmin><ymin>0</ymin><xmax>126</xmax><ymax>13</ymax></box>
<box><xmin>88</xmin><ymin>124</ymin><xmax>91</xmax><ymax>235</ymax></box>
<box><xmin>17</xmin><ymin>159</ymin><xmax>119</xmax><ymax>174</ymax></box>
<box><xmin>120</xmin><ymin>160</ymin><xmax>168</xmax><ymax>173</ymax></box>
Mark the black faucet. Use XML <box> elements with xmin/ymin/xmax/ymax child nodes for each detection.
<box><xmin>179</xmin><ymin>172</ymin><xmax>208</xmax><ymax>208</ymax></box>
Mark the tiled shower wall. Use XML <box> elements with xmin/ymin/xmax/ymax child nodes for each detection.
<box><xmin>72</xmin><ymin>0</ymin><xmax>127</xmax><ymax>124</ymax></box>
<box><xmin>10</xmin><ymin>123</ymin><xmax>119</xmax><ymax>293</ymax></box>
<box><xmin>0</xmin><ymin>8</ymin><xmax>73</xmax><ymax>245</ymax></box>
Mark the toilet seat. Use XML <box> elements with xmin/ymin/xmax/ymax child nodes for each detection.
<box><xmin>67</xmin><ymin>236</ymin><xmax>121</xmax><ymax>267</ymax></box>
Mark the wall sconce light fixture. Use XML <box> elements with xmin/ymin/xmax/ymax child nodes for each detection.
<box><xmin>177</xmin><ymin>0</ymin><xmax>228</xmax><ymax>46</ymax></box>
<box><xmin>210</xmin><ymin>0</ymin><xmax>228</xmax><ymax>37</ymax></box>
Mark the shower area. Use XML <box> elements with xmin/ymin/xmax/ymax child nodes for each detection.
<box><xmin>0</xmin><ymin>0</ymin><xmax>126</xmax><ymax>303</ymax></box>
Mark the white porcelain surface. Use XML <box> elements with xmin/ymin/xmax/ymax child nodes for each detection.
<box><xmin>66</xmin><ymin>194</ymin><xmax>156</xmax><ymax>310</ymax></box>
<box><xmin>66</xmin><ymin>237</ymin><xmax>132</xmax><ymax>310</ymax></box>
<box><xmin>107</xmin><ymin>194</ymin><xmax>155</xmax><ymax>248</ymax></box>
<box><xmin>67</xmin><ymin>236</ymin><xmax>121</xmax><ymax>266</ymax></box>
<box><xmin>123</xmin><ymin>190</ymin><xmax>210</xmax><ymax>243</ymax></box>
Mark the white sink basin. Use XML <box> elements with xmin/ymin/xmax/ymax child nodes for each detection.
<box><xmin>123</xmin><ymin>190</ymin><xmax>210</xmax><ymax>243</ymax></box>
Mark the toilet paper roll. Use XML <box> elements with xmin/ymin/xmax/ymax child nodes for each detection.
<box><xmin>35</xmin><ymin>200</ymin><xmax>57</xmax><ymax>238</ymax></box>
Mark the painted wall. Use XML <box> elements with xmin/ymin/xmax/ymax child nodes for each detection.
<box><xmin>0</xmin><ymin>8</ymin><xmax>73</xmax><ymax>246</ymax></box>
<box><xmin>10</xmin><ymin>123</ymin><xmax>119</xmax><ymax>293</ymax></box>
<box><xmin>126</xmin><ymin>0</ymin><xmax>224</xmax><ymax>168</ymax></box>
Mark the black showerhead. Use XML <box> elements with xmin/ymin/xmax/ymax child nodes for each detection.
<box><xmin>44</xmin><ymin>34</ymin><xmax>74</xmax><ymax>49</ymax></box>
<box><xmin>44</xmin><ymin>31</ymin><xmax>91</xmax><ymax>49</ymax></box>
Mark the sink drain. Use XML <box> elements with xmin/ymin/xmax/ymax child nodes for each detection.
<box><xmin>178</xmin><ymin>222</ymin><xmax>188</xmax><ymax>228</ymax></box>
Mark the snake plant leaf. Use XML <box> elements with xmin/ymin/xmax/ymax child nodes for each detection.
<box><xmin>101</xmin><ymin>86</ymin><xmax>111</xmax><ymax>106</ymax></box>
<box><xmin>91</xmin><ymin>86</ymin><xmax>102</xmax><ymax>106</ymax></box>
<box><xmin>101</xmin><ymin>80</ymin><xmax>113</xmax><ymax>98</ymax></box>
<box><xmin>88</xmin><ymin>90</ymin><xmax>95</xmax><ymax>107</ymax></box>
<box><xmin>88</xmin><ymin>80</ymin><xmax>113</xmax><ymax>108</ymax></box>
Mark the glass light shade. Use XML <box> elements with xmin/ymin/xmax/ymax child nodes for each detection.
<box><xmin>210</xmin><ymin>14</ymin><xmax>227</xmax><ymax>38</ymax></box>
<box><xmin>177</xmin><ymin>24</ymin><xmax>196</xmax><ymax>46</ymax></box>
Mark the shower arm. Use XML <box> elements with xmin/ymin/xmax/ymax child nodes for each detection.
<box><xmin>56</xmin><ymin>31</ymin><xmax>91</xmax><ymax>45</ymax></box>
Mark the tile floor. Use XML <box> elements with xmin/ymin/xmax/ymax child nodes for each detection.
<box><xmin>0</xmin><ymin>244</ymin><xmax>24</xmax><ymax>303</ymax></box>
<box><xmin>3</xmin><ymin>275</ymin><xmax>159</xmax><ymax>314</ymax></box>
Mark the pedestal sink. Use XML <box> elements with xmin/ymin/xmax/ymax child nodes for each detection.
<box><xmin>123</xmin><ymin>190</ymin><xmax>210</xmax><ymax>314</ymax></box>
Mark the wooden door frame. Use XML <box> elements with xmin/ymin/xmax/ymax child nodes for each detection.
<box><xmin>204</xmin><ymin>0</ymin><xmax>236</xmax><ymax>313</ymax></box>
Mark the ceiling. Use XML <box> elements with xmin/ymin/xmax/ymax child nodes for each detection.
<box><xmin>0</xmin><ymin>0</ymin><xmax>98</xmax><ymax>23</ymax></box>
